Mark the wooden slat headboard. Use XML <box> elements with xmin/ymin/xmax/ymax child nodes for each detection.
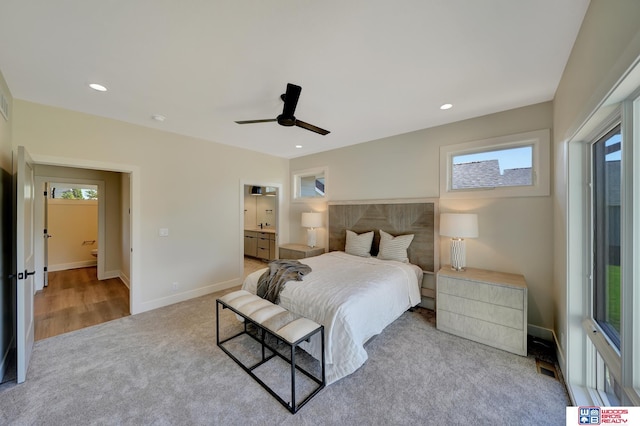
<box><xmin>328</xmin><ymin>199</ymin><xmax>438</xmax><ymax>273</ymax></box>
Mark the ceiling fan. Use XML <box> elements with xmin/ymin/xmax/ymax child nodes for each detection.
<box><xmin>235</xmin><ymin>83</ymin><xmax>330</xmax><ymax>135</ymax></box>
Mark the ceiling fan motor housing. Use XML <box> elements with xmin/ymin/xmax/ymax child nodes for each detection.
<box><xmin>277</xmin><ymin>115</ymin><xmax>296</xmax><ymax>126</ymax></box>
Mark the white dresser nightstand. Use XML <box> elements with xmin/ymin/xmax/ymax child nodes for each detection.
<box><xmin>279</xmin><ymin>244</ymin><xmax>324</xmax><ymax>260</ymax></box>
<box><xmin>436</xmin><ymin>266</ymin><xmax>528</xmax><ymax>356</ymax></box>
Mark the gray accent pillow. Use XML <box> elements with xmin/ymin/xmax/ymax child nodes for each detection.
<box><xmin>345</xmin><ymin>230</ymin><xmax>374</xmax><ymax>257</ymax></box>
<box><xmin>377</xmin><ymin>229</ymin><xmax>414</xmax><ymax>263</ymax></box>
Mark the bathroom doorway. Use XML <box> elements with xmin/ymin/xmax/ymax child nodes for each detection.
<box><xmin>240</xmin><ymin>182</ymin><xmax>281</xmax><ymax>279</ymax></box>
<box><xmin>45</xmin><ymin>181</ymin><xmax>100</xmax><ymax>283</ymax></box>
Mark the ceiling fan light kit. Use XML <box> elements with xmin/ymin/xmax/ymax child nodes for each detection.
<box><xmin>235</xmin><ymin>83</ymin><xmax>330</xmax><ymax>135</ymax></box>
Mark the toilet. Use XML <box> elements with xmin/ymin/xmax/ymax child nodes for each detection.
<box><xmin>91</xmin><ymin>249</ymin><xmax>98</xmax><ymax>257</ymax></box>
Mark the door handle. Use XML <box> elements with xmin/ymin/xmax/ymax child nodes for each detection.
<box><xmin>16</xmin><ymin>270</ymin><xmax>35</xmax><ymax>280</ymax></box>
<box><xmin>44</xmin><ymin>234</ymin><xmax>53</xmax><ymax>239</ymax></box>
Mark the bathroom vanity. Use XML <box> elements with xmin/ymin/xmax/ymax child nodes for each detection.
<box><xmin>244</xmin><ymin>229</ymin><xmax>276</xmax><ymax>260</ymax></box>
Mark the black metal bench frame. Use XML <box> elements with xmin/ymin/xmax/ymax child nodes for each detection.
<box><xmin>216</xmin><ymin>298</ymin><xmax>325</xmax><ymax>414</ymax></box>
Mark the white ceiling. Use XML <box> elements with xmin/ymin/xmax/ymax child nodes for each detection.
<box><xmin>0</xmin><ymin>1</ymin><xmax>590</xmax><ymax>159</ymax></box>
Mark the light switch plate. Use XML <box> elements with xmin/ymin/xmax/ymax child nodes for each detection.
<box><xmin>159</xmin><ymin>228</ymin><xmax>169</xmax><ymax>237</ymax></box>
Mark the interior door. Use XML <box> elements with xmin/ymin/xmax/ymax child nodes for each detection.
<box><xmin>43</xmin><ymin>182</ymin><xmax>50</xmax><ymax>287</ymax></box>
<box><xmin>16</xmin><ymin>145</ymin><xmax>36</xmax><ymax>383</ymax></box>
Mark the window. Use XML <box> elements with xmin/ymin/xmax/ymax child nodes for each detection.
<box><xmin>292</xmin><ymin>167</ymin><xmax>327</xmax><ymax>201</ymax></box>
<box><xmin>591</xmin><ymin>125</ymin><xmax>622</xmax><ymax>349</ymax></box>
<box><xmin>440</xmin><ymin>129</ymin><xmax>550</xmax><ymax>198</ymax></box>
<box><xmin>565</xmin><ymin>68</ymin><xmax>640</xmax><ymax>409</ymax></box>
<box><xmin>50</xmin><ymin>183</ymin><xmax>98</xmax><ymax>200</ymax></box>
<box><xmin>452</xmin><ymin>145</ymin><xmax>533</xmax><ymax>190</ymax></box>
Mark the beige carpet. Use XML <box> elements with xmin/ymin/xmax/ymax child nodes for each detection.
<box><xmin>0</xmin><ymin>288</ymin><xmax>570</xmax><ymax>425</ymax></box>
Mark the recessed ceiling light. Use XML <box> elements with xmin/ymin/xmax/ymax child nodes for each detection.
<box><xmin>152</xmin><ymin>114</ymin><xmax>166</xmax><ymax>122</ymax></box>
<box><xmin>295</xmin><ymin>145</ymin><xmax>303</xmax><ymax>149</ymax></box>
<box><xmin>440</xmin><ymin>103</ymin><xmax>453</xmax><ymax>110</ymax></box>
<box><xmin>89</xmin><ymin>83</ymin><xmax>107</xmax><ymax>92</ymax></box>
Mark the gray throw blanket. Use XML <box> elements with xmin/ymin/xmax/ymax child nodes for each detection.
<box><xmin>256</xmin><ymin>259</ymin><xmax>312</xmax><ymax>304</ymax></box>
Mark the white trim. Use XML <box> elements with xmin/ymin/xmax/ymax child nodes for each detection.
<box><xmin>48</xmin><ymin>260</ymin><xmax>97</xmax><ymax>272</ymax></box>
<box><xmin>439</xmin><ymin>129</ymin><xmax>550</xmax><ymax>199</ymax></box>
<box><xmin>527</xmin><ymin>324</ymin><xmax>554</xmax><ymax>342</ymax></box>
<box><xmin>119</xmin><ymin>271</ymin><xmax>130</xmax><ymax>289</ymax></box>
<box><xmin>102</xmin><ymin>269</ymin><xmax>120</xmax><ymax>280</ymax></box>
<box><xmin>137</xmin><ymin>277</ymin><xmax>239</xmax><ymax>313</ymax></box>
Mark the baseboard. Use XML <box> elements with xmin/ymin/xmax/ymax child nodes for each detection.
<box><xmin>134</xmin><ymin>278</ymin><xmax>240</xmax><ymax>314</ymax></box>
<box><xmin>48</xmin><ymin>260</ymin><xmax>97</xmax><ymax>272</ymax></box>
<box><xmin>119</xmin><ymin>271</ymin><xmax>130</xmax><ymax>289</ymax></box>
<box><xmin>527</xmin><ymin>324</ymin><xmax>554</xmax><ymax>342</ymax></box>
<box><xmin>103</xmin><ymin>269</ymin><xmax>120</xmax><ymax>280</ymax></box>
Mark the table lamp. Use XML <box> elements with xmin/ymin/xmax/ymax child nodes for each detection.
<box><xmin>440</xmin><ymin>213</ymin><xmax>478</xmax><ymax>271</ymax></box>
<box><xmin>301</xmin><ymin>212</ymin><xmax>322</xmax><ymax>248</ymax></box>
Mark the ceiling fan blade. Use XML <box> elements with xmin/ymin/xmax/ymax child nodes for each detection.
<box><xmin>295</xmin><ymin>120</ymin><xmax>330</xmax><ymax>135</ymax></box>
<box><xmin>281</xmin><ymin>83</ymin><xmax>301</xmax><ymax>118</ymax></box>
<box><xmin>235</xmin><ymin>119</ymin><xmax>277</xmax><ymax>124</ymax></box>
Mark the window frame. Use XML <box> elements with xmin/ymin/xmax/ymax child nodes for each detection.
<box><xmin>570</xmin><ymin>99</ymin><xmax>640</xmax><ymax>407</ymax></box>
<box><xmin>590</xmin><ymin>124</ymin><xmax>622</xmax><ymax>350</ymax></box>
<box><xmin>291</xmin><ymin>166</ymin><xmax>328</xmax><ymax>202</ymax></box>
<box><xmin>439</xmin><ymin>129</ymin><xmax>550</xmax><ymax>199</ymax></box>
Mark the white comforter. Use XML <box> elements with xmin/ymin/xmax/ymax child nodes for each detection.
<box><xmin>242</xmin><ymin>251</ymin><xmax>422</xmax><ymax>384</ymax></box>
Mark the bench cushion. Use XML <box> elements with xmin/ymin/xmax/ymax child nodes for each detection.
<box><xmin>276</xmin><ymin>318</ymin><xmax>324</xmax><ymax>343</ymax></box>
<box><xmin>219</xmin><ymin>290</ymin><xmax>321</xmax><ymax>344</ymax></box>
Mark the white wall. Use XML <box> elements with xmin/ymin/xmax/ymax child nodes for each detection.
<box><xmin>13</xmin><ymin>100</ymin><xmax>290</xmax><ymax>314</ymax></box>
<box><xmin>552</xmin><ymin>0</ymin><xmax>640</xmax><ymax>375</ymax></box>
<box><xmin>290</xmin><ymin>102</ymin><xmax>555</xmax><ymax>331</ymax></box>
<box><xmin>47</xmin><ymin>199</ymin><xmax>98</xmax><ymax>270</ymax></box>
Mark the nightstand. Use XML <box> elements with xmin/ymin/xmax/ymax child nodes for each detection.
<box><xmin>436</xmin><ymin>266</ymin><xmax>528</xmax><ymax>356</ymax></box>
<box><xmin>279</xmin><ymin>243</ymin><xmax>324</xmax><ymax>260</ymax></box>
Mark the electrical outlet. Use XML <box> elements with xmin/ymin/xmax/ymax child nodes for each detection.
<box><xmin>172</xmin><ymin>282</ymin><xmax>179</xmax><ymax>292</ymax></box>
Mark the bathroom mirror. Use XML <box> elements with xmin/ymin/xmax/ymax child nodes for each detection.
<box><xmin>244</xmin><ymin>185</ymin><xmax>276</xmax><ymax>229</ymax></box>
<box><xmin>292</xmin><ymin>167</ymin><xmax>327</xmax><ymax>201</ymax></box>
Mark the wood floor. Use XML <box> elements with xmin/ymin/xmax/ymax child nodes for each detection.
<box><xmin>34</xmin><ymin>267</ymin><xmax>130</xmax><ymax>341</ymax></box>
<box><xmin>34</xmin><ymin>260</ymin><xmax>266</xmax><ymax>341</ymax></box>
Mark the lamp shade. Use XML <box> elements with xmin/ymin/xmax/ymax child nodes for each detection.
<box><xmin>440</xmin><ymin>213</ymin><xmax>478</xmax><ymax>238</ymax></box>
<box><xmin>301</xmin><ymin>212</ymin><xmax>322</xmax><ymax>228</ymax></box>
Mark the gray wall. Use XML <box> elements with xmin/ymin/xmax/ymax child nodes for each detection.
<box><xmin>552</xmin><ymin>0</ymin><xmax>640</xmax><ymax>371</ymax></box>
<box><xmin>12</xmin><ymin>100</ymin><xmax>290</xmax><ymax>314</ymax></box>
<box><xmin>0</xmin><ymin>70</ymin><xmax>13</xmax><ymax>380</ymax></box>
<box><xmin>290</xmin><ymin>101</ymin><xmax>555</xmax><ymax>331</ymax></box>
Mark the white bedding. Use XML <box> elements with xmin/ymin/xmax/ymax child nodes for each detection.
<box><xmin>241</xmin><ymin>251</ymin><xmax>422</xmax><ymax>384</ymax></box>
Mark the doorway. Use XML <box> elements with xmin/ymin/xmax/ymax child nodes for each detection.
<box><xmin>33</xmin><ymin>168</ymin><xmax>131</xmax><ymax>339</ymax></box>
<box><xmin>241</xmin><ymin>183</ymin><xmax>281</xmax><ymax>279</ymax></box>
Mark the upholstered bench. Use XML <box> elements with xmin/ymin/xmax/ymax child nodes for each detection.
<box><xmin>216</xmin><ymin>290</ymin><xmax>325</xmax><ymax>413</ymax></box>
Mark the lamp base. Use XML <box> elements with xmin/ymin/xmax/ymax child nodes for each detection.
<box><xmin>450</xmin><ymin>238</ymin><xmax>466</xmax><ymax>271</ymax></box>
<box><xmin>307</xmin><ymin>228</ymin><xmax>317</xmax><ymax>248</ymax></box>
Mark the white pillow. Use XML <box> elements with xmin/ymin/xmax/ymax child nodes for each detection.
<box><xmin>377</xmin><ymin>229</ymin><xmax>414</xmax><ymax>263</ymax></box>
<box><xmin>345</xmin><ymin>230</ymin><xmax>374</xmax><ymax>257</ymax></box>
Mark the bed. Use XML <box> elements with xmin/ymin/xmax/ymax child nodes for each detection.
<box><xmin>241</xmin><ymin>200</ymin><xmax>438</xmax><ymax>384</ymax></box>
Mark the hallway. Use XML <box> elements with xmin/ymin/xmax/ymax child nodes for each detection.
<box><xmin>34</xmin><ymin>267</ymin><xmax>130</xmax><ymax>340</ymax></box>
